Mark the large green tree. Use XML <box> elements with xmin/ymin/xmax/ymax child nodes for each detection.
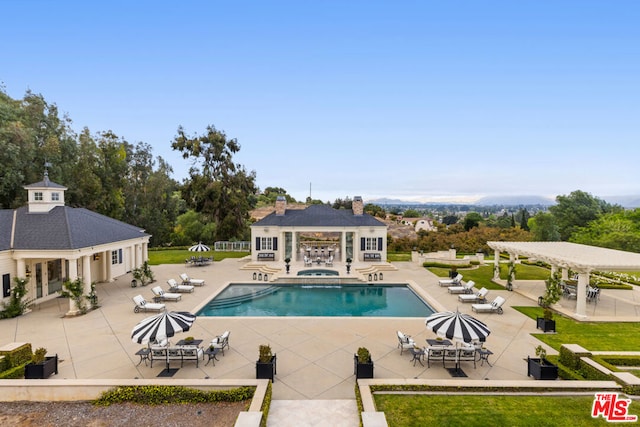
<box><xmin>171</xmin><ymin>125</ymin><xmax>257</xmax><ymax>240</ymax></box>
<box><xmin>549</xmin><ymin>190</ymin><xmax>618</xmax><ymax>240</ymax></box>
<box><xmin>570</xmin><ymin>209</ymin><xmax>640</xmax><ymax>253</ymax></box>
<box><xmin>528</xmin><ymin>212</ymin><xmax>560</xmax><ymax>241</ymax></box>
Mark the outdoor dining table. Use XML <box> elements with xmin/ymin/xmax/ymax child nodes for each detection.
<box><xmin>204</xmin><ymin>347</ymin><xmax>220</xmax><ymax>366</ymax></box>
<box><xmin>135</xmin><ymin>348</ymin><xmax>150</xmax><ymax>366</ymax></box>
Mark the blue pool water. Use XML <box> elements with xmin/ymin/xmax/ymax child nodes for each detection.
<box><xmin>196</xmin><ymin>283</ymin><xmax>435</xmax><ymax>317</ymax></box>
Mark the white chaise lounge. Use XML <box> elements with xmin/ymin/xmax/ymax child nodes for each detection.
<box><xmin>472</xmin><ymin>295</ymin><xmax>506</xmax><ymax>314</ymax></box>
<box><xmin>133</xmin><ymin>295</ymin><xmax>165</xmax><ymax>313</ymax></box>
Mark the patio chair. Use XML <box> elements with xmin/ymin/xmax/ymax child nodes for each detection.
<box><xmin>151</xmin><ymin>286</ymin><xmax>182</xmax><ymax>302</ymax></box>
<box><xmin>397</xmin><ymin>330</ymin><xmax>415</xmax><ymax>355</ymax></box>
<box><xmin>167</xmin><ymin>278</ymin><xmax>195</xmax><ymax>293</ymax></box>
<box><xmin>426</xmin><ymin>346</ymin><xmax>445</xmax><ymax>368</ymax></box>
<box><xmin>180</xmin><ymin>273</ymin><xmax>205</xmax><ymax>286</ymax></box>
<box><xmin>443</xmin><ymin>348</ymin><xmax>459</xmax><ymax>368</ymax></box>
<box><xmin>210</xmin><ymin>331</ymin><xmax>230</xmax><ymax>356</ymax></box>
<box><xmin>587</xmin><ymin>286</ymin><xmax>600</xmax><ymax>304</ymax></box>
<box><xmin>472</xmin><ymin>295</ymin><xmax>506</xmax><ymax>315</ymax></box>
<box><xmin>325</xmin><ymin>255</ymin><xmax>333</xmax><ymax>267</ymax></box>
<box><xmin>457</xmin><ymin>347</ymin><xmax>477</xmax><ymax>369</ymax></box>
<box><xmin>447</xmin><ymin>280</ymin><xmax>475</xmax><ymax>294</ymax></box>
<box><xmin>180</xmin><ymin>346</ymin><xmax>204</xmax><ymax>367</ymax></box>
<box><xmin>438</xmin><ymin>273</ymin><xmax>463</xmax><ymax>287</ymax></box>
<box><xmin>304</xmin><ymin>256</ymin><xmax>312</xmax><ymax>266</ymax></box>
<box><xmin>458</xmin><ymin>287</ymin><xmax>488</xmax><ymax>303</ymax></box>
<box><xmin>132</xmin><ymin>295</ymin><xmax>165</xmax><ymax>313</ymax></box>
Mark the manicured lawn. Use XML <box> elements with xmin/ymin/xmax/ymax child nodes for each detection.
<box><xmin>388</xmin><ymin>252</ymin><xmax>412</xmax><ymax>262</ymax></box>
<box><xmin>374</xmin><ymin>394</ymin><xmax>638</xmax><ymax>426</ymax></box>
<box><xmin>515</xmin><ymin>306</ymin><xmax>640</xmax><ymax>352</ymax></box>
<box><xmin>148</xmin><ymin>249</ymin><xmax>249</xmax><ymax>265</ymax></box>
<box><xmin>427</xmin><ymin>264</ymin><xmax>550</xmax><ymax>291</ymax></box>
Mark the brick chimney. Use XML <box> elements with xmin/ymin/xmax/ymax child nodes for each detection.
<box><xmin>353</xmin><ymin>196</ymin><xmax>364</xmax><ymax>216</ymax></box>
<box><xmin>275</xmin><ymin>195</ymin><xmax>286</xmax><ymax>216</ymax></box>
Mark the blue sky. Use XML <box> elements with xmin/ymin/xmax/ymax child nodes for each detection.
<box><xmin>2</xmin><ymin>1</ymin><xmax>639</xmax><ymax>203</ymax></box>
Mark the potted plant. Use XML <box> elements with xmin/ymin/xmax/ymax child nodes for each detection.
<box><xmin>256</xmin><ymin>344</ymin><xmax>277</xmax><ymax>382</ymax></box>
<box><xmin>346</xmin><ymin>258</ymin><xmax>352</xmax><ymax>274</ymax></box>
<box><xmin>537</xmin><ymin>273</ymin><xmax>561</xmax><ymax>332</ymax></box>
<box><xmin>25</xmin><ymin>347</ymin><xmax>58</xmax><ymax>379</ymax></box>
<box><xmin>184</xmin><ymin>336</ymin><xmax>195</xmax><ymax>344</ymax></box>
<box><xmin>354</xmin><ymin>347</ymin><xmax>374</xmax><ymax>379</ymax></box>
<box><xmin>527</xmin><ymin>345</ymin><xmax>558</xmax><ymax>380</ymax></box>
<box><xmin>284</xmin><ymin>257</ymin><xmax>291</xmax><ymax>274</ymax></box>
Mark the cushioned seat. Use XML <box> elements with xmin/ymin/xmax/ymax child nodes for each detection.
<box><xmin>448</xmin><ymin>280</ymin><xmax>475</xmax><ymax>294</ymax></box>
<box><xmin>132</xmin><ymin>295</ymin><xmax>165</xmax><ymax>313</ymax></box>
<box><xmin>151</xmin><ymin>286</ymin><xmax>182</xmax><ymax>302</ymax></box>
<box><xmin>180</xmin><ymin>273</ymin><xmax>205</xmax><ymax>286</ymax></box>
<box><xmin>458</xmin><ymin>287</ymin><xmax>489</xmax><ymax>303</ymax></box>
<box><xmin>167</xmin><ymin>278</ymin><xmax>195</xmax><ymax>293</ymax></box>
<box><xmin>472</xmin><ymin>296</ymin><xmax>506</xmax><ymax>314</ymax></box>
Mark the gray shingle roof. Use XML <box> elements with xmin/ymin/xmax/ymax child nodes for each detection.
<box><xmin>253</xmin><ymin>204</ymin><xmax>385</xmax><ymax>228</ymax></box>
<box><xmin>0</xmin><ymin>210</ymin><xmax>13</xmax><ymax>251</ymax></box>
<box><xmin>6</xmin><ymin>206</ymin><xmax>149</xmax><ymax>250</ymax></box>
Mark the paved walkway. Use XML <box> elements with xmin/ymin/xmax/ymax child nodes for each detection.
<box><xmin>1</xmin><ymin>257</ymin><xmax>638</xmax><ymax>425</ymax></box>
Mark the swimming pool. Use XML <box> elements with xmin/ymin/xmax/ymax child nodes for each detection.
<box><xmin>196</xmin><ymin>283</ymin><xmax>435</xmax><ymax>317</ymax></box>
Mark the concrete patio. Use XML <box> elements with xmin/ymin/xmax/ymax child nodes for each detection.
<box><xmin>1</xmin><ymin>256</ymin><xmax>638</xmax><ymax>425</ymax></box>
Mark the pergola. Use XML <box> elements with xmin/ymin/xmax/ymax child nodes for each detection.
<box><xmin>487</xmin><ymin>241</ymin><xmax>640</xmax><ymax>318</ymax></box>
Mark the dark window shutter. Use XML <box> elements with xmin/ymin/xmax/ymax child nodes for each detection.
<box><xmin>255</xmin><ymin>237</ymin><xmax>261</xmax><ymax>251</ymax></box>
<box><xmin>361</xmin><ymin>238</ymin><xmax>365</xmax><ymax>251</ymax></box>
<box><xmin>273</xmin><ymin>237</ymin><xmax>278</xmax><ymax>251</ymax></box>
<box><xmin>378</xmin><ymin>237</ymin><xmax>383</xmax><ymax>251</ymax></box>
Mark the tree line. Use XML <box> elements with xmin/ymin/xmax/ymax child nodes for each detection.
<box><xmin>2</xmin><ymin>88</ymin><xmax>638</xmax><ymax>253</ymax></box>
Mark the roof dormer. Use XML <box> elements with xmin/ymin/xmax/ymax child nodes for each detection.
<box><xmin>23</xmin><ymin>170</ymin><xmax>67</xmax><ymax>213</ymax></box>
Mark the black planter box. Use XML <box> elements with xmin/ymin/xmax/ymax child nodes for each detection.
<box><xmin>354</xmin><ymin>355</ymin><xmax>374</xmax><ymax>379</ymax></box>
<box><xmin>256</xmin><ymin>355</ymin><xmax>277</xmax><ymax>382</ymax></box>
<box><xmin>527</xmin><ymin>356</ymin><xmax>558</xmax><ymax>380</ymax></box>
<box><xmin>25</xmin><ymin>355</ymin><xmax>58</xmax><ymax>379</ymax></box>
<box><xmin>536</xmin><ymin>317</ymin><xmax>556</xmax><ymax>333</ymax></box>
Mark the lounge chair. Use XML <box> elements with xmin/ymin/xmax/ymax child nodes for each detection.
<box><xmin>448</xmin><ymin>280</ymin><xmax>475</xmax><ymax>294</ymax></box>
<box><xmin>458</xmin><ymin>287</ymin><xmax>489</xmax><ymax>303</ymax></box>
<box><xmin>472</xmin><ymin>295</ymin><xmax>506</xmax><ymax>314</ymax></box>
<box><xmin>167</xmin><ymin>278</ymin><xmax>195</xmax><ymax>293</ymax></box>
<box><xmin>132</xmin><ymin>295</ymin><xmax>165</xmax><ymax>313</ymax></box>
<box><xmin>180</xmin><ymin>273</ymin><xmax>205</xmax><ymax>286</ymax></box>
<box><xmin>439</xmin><ymin>273</ymin><xmax>463</xmax><ymax>287</ymax></box>
<box><xmin>397</xmin><ymin>330</ymin><xmax>415</xmax><ymax>355</ymax></box>
<box><xmin>210</xmin><ymin>331</ymin><xmax>230</xmax><ymax>355</ymax></box>
<box><xmin>151</xmin><ymin>286</ymin><xmax>182</xmax><ymax>302</ymax></box>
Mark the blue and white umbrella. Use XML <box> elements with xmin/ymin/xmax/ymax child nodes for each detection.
<box><xmin>425</xmin><ymin>309</ymin><xmax>491</xmax><ymax>343</ymax></box>
<box><xmin>188</xmin><ymin>242</ymin><xmax>210</xmax><ymax>252</ymax></box>
<box><xmin>131</xmin><ymin>311</ymin><xmax>196</xmax><ymax>345</ymax></box>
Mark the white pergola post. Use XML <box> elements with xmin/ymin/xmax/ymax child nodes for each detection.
<box><xmin>561</xmin><ymin>268</ymin><xmax>569</xmax><ymax>281</ymax></box>
<box><xmin>493</xmin><ymin>249</ymin><xmax>500</xmax><ymax>279</ymax></box>
<box><xmin>575</xmin><ymin>272</ymin><xmax>589</xmax><ymax>319</ymax></box>
<box><xmin>82</xmin><ymin>255</ymin><xmax>92</xmax><ymax>295</ymax></box>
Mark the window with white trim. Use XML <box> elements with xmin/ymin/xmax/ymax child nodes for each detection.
<box><xmin>365</xmin><ymin>237</ymin><xmax>378</xmax><ymax>251</ymax></box>
<box><xmin>111</xmin><ymin>250</ymin><xmax>119</xmax><ymax>265</ymax></box>
<box><xmin>34</xmin><ymin>192</ymin><xmax>43</xmax><ymax>201</ymax></box>
<box><xmin>51</xmin><ymin>192</ymin><xmax>60</xmax><ymax>201</ymax></box>
<box><xmin>260</xmin><ymin>237</ymin><xmax>273</xmax><ymax>251</ymax></box>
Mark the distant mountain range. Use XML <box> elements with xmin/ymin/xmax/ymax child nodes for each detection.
<box><xmin>368</xmin><ymin>195</ymin><xmax>640</xmax><ymax>208</ymax></box>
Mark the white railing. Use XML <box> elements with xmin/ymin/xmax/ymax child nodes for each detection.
<box><xmin>214</xmin><ymin>241</ymin><xmax>251</xmax><ymax>252</ymax></box>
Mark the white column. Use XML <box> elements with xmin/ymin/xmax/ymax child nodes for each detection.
<box><xmin>142</xmin><ymin>242</ymin><xmax>148</xmax><ymax>262</ymax></box>
<box><xmin>16</xmin><ymin>259</ymin><xmax>26</xmax><ymax>278</ymax></box>
<box><xmin>562</xmin><ymin>268</ymin><xmax>569</xmax><ymax>281</ymax></box>
<box><xmin>575</xmin><ymin>272</ymin><xmax>589</xmax><ymax>318</ymax></box>
<box><xmin>291</xmin><ymin>231</ymin><xmax>297</xmax><ymax>262</ymax></box>
<box><xmin>341</xmin><ymin>231</ymin><xmax>347</xmax><ymax>262</ymax></box>
<box><xmin>82</xmin><ymin>255</ymin><xmax>92</xmax><ymax>295</ymax></box>
<box><xmin>66</xmin><ymin>258</ymin><xmax>79</xmax><ymax>315</ymax></box>
<box><xmin>134</xmin><ymin>244</ymin><xmax>141</xmax><ymax>268</ymax></box>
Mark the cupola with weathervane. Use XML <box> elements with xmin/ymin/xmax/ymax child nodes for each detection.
<box><xmin>23</xmin><ymin>168</ymin><xmax>67</xmax><ymax>213</ymax></box>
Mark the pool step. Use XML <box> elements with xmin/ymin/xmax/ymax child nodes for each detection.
<box><xmin>204</xmin><ymin>286</ymin><xmax>280</xmax><ymax>308</ymax></box>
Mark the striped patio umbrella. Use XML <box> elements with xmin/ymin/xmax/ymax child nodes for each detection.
<box><xmin>188</xmin><ymin>242</ymin><xmax>210</xmax><ymax>252</ymax></box>
<box><xmin>131</xmin><ymin>311</ymin><xmax>196</xmax><ymax>345</ymax></box>
<box><xmin>425</xmin><ymin>309</ymin><xmax>491</xmax><ymax>343</ymax></box>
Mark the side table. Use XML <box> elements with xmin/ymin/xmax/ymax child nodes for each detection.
<box><xmin>477</xmin><ymin>348</ymin><xmax>493</xmax><ymax>367</ymax></box>
<box><xmin>135</xmin><ymin>348</ymin><xmax>150</xmax><ymax>366</ymax></box>
<box><xmin>205</xmin><ymin>348</ymin><xmax>220</xmax><ymax>366</ymax></box>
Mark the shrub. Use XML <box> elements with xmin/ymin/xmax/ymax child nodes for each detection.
<box><xmin>94</xmin><ymin>385</ymin><xmax>255</xmax><ymax>406</ymax></box>
<box><xmin>357</xmin><ymin>347</ymin><xmax>371</xmax><ymax>364</ymax></box>
<box><xmin>0</xmin><ymin>277</ymin><xmax>31</xmax><ymax>319</ymax></box>
<box><xmin>32</xmin><ymin>347</ymin><xmax>47</xmax><ymax>364</ymax></box>
<box><xmin>258</xmin><ymin>345</ymin><xmax>273</xmax><ymax>363</ymax></box>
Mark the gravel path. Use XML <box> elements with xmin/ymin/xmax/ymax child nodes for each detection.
<box><xmin>0</xmin><ymin>401</ymin><xmax>249</xmax><ymax>426</ymax></box>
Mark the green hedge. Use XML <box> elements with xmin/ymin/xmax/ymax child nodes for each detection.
<box><xmin>259</xmin><ymin>381</ymin><xmax>272</xmax><ymax>427</ymax></box>
<box><xmin>94</xmin><ymin>385</ymin><xmax>255</xmax><ymax>406</ymax></box>
<box><xmin>0</xmin><ymin>363</ymin><xmax>29</xmax><ymax>379</ymax></box>
<box><xmin>0</xmin><ymin>343</ymin><xmax>33</xmax><ymax>372</ymax></box>
<box><xmin>422</xmin><ymin>262</ymin><xmax>472</xmax><ymax>269</ymax></box>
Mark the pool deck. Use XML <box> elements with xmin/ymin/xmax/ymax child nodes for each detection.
<box><xmin>2</xmin><ymin>256</ymin><xmax>639</xmax><ymax>424</ymax></box>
